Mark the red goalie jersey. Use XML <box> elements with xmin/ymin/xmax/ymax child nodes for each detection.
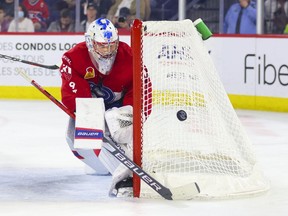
<box><xmin>59</xmin><ymin>41</ymin><xmax>133</xmax><ymax>113</ymax></box>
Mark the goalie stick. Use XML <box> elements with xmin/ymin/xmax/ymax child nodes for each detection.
<box><xmin>18</xmin><ymin>68</ymin><xmax>200</xmax><ymax>200</ymax></box>
<box><xmin>18</xmin><ymin>69</ymin><xmax>75</xmax><ymax>119</ymax></box>
<box><xmin>0</xmin><ymin>53</ymin><xmax>59</xmax><ymax>70</ymax></box>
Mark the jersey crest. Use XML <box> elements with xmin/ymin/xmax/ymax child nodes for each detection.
<box><xmin>89</xmin><ymin>81</ymin><xmax>116</xmax><ymax>104</ymax></box>
<box><xmin>84</xmin><ymin>67</ymin><xmax>95</xmax><ymax>79</ymax></box>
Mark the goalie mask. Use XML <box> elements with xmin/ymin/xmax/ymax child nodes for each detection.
<box><xmin>85</xmin><ymin>18</ymin><xmax>119</xmax><ymax>75</ymax></box>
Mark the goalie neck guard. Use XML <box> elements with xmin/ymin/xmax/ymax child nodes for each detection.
<box><xmin>85</xmin><ymin>18</ymin><xmax>119</xmax><ymax>75</ymax></box>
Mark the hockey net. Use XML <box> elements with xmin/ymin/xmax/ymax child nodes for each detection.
<box><xmin>131</xmin><ymin>19</ymin><xmax>269</xmax><ymax>199</ymax></box>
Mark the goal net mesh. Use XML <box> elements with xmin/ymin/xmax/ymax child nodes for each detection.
<box><xmin>132</xmin><ymin>19</ymin><xmax>269</xmax><ymax>199</ymax></box>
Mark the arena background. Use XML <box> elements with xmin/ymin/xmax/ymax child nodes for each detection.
<box><xmin>1</xmin><ymin>32</ymin><xmax>287</xmax><ymax>112</ymax></box>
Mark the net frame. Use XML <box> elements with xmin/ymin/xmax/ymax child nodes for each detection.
<box><xmin>131</xmin><ymin>19</ymin><xmax>270</xmax><ymax>199</ymax></box>
<box><xmin>132</xmin><ymin>19</ymin><xmax>143</xmax><ymax>198</ymax></box>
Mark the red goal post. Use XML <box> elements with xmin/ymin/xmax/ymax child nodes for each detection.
<box><xmin>131</xmin><ymin>19</ymin><xmax>143</xmax><ymax>198</ymax></box>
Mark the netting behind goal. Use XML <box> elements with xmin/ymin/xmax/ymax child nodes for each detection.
<box><xmin>131</xmin><ymin>19</ymin><xmax>270</xmax><ymax>199</ymax></box>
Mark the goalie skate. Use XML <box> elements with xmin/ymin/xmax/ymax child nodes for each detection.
<box><xmin>111</xmin><ymin>177</ymin><xmax>133</xmax><ymax>198</ymax></box>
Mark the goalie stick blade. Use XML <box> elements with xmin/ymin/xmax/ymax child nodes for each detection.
<box><xmin>0</xmin><ymin>53</ymin><xmax>59</xmax><ymax>70</ymax></box>
<box><xmin>170</xmin><ymin>182</ymin><xmax>200</xmax><ymax>200</ymax></box>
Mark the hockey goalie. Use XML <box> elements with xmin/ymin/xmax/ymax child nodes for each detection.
<box><xmin>59</xmin><ymin>18</ymin><xmax>134</xmax><ymax>197</ymax></box>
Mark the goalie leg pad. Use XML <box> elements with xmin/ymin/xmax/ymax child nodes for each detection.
<box><xmin>66</xmin><ymin>117</ymin><xmax>109</xmax><ymax>175</ymax></box>
<box><xmin>97</xmin><ymin>142</ymin><xmax>121</xmax><ymax>174</ymax></box>
<box><xmin>97</xmin><ymin>141</ymin><xmax>133</xmax><ymax>197</ymax></box>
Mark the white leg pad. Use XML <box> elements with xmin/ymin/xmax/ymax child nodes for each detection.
<box><xmin>66</xmin><ymin>117</ymin><xmax>109</xmax><ymax>175</ymax></box>
<box><xmin>78</xmin><ymin>149</ymin><xmax>110</xmax><ymax>175</ymax></box>
<box><xmin>98</xmin><ymin>142</ymin><xmax>121</xmax><ymax>174</ymax></box>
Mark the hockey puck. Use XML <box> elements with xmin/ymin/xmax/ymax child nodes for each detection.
<box><xmin>176</xmin><ymin>110</ymin><xmax>187</xmax><ymax>121</ymax></box>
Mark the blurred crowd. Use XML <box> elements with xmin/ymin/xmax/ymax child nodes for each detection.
<box><xmin>1</xmin><ymin>0</ymin><xmax>288</xmax><ymax>34</ymax></box>
<box><xmin>0</xmin><ymin>0</ymin><xmax>152</xmax><ymax>32</ymax></box>
<box><xmin>264</xmin><ymin>0</ymin><xmax>288</xmax><ymax>33</ymax></box>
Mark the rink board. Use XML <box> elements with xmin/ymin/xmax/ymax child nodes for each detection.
<box><xmin>0</xmin><ymin>33</ymin><xmax>288</xmax><ymax>112</ymax></box>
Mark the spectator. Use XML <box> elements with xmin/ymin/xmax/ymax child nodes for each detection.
<box><xmin>107</xmin><ymin>0</ymin><xmax>151</xmax><ymax>25</ymax></box>
<box><xmin>149</xmin><ymin>0</ymin><xmax>175</xmax><ymax>20</ymax></box>
<box><xmin>0</xmin><ymin>0</ymin><xmax>14</xmax><ymax>23</ymax></box>
<box><xmin>265</xmin><ymin>0</ymin><xmax>280</xmax><ymax>21</ymax></box>
<box><xmin>84</xmin><ymin>0</ymin><xmax>113</xmax><ymax>18</ymax></box>
<box><xmin>192</xmin><ymin>0</ymin><xmax>208</xmax><ymax>9</ymax></box>
<box><xmin>80</xmin><ymin>2</ymin><xmax>98</xmax><ymax>32</ymax></box>
<box><xmin>224</xmin><ymin>0</ymin><xmax>257</xmax><ymax>34</ymax></box>
<box><xmin>22</xmin><ymin>0</ymin><xmax>50</xmax><ymax>32</ymax></box>
<box><xmin>64</xmin><ymin>0</ymin><xmax>76</xmax><ymax>9</ymax></box>
<box><xmin>8</xmin><ymin>4</ymin><xmax>34</xmax><ymax>32</ymax></box>
<box><xmin>0</xmin><ymin>6</ymin><xmax>10</xmax><ymax>32</ymax></box>
<box><xmin>283</xmin><ymin>0</ymin><xmax>288</xmax><ymax>33</ymax></box>
<box><xmin>143</xmin><ymin>0</ymin><xmax>151</xmax><ymax>20</ymax></box>
<box><xmin>115</xmin><ymin>7</ymin><xmax>133</xmax><ymax>30</ymax></box>
<box><xmin>265</xmin><ymin>0</ymin><xmax>288</xmax><ymax>33</ymax></box>
<box><xmin>47</xmin><ymin>0</ymin><xmax>69</xmax><ymax>27</ymax></box>
<box><xmin>47</xmin><ymin>8</ymin><xmax>75</xmax><ymax>32</ymax></box>
<box><xmin>63</xmin><ymin>0</ymin><xmax>76</xmax><ymax>20</ymax></box>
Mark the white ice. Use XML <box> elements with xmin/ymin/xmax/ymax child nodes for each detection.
<box><xmin>0</xmin><ymin>100</ymin><xmax>287</xmax><ymax>216</ymax></box>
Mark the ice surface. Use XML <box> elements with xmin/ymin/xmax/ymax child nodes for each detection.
<box><xmin>0</xmin><ymin>100</ymin><xmax>287</xmax><ymax>216</ymax></box>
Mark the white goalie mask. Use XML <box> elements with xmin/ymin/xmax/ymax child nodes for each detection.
<box><xmin>85</xmin><ymin>18</ymin><xmax>119</xmax><ymax>75</ymax></box>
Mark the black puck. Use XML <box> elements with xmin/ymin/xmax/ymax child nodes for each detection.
<box><xmin>176</xmin><ymin>110</ymin><xmax>187</xmax><ymax>121</ymax></box>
